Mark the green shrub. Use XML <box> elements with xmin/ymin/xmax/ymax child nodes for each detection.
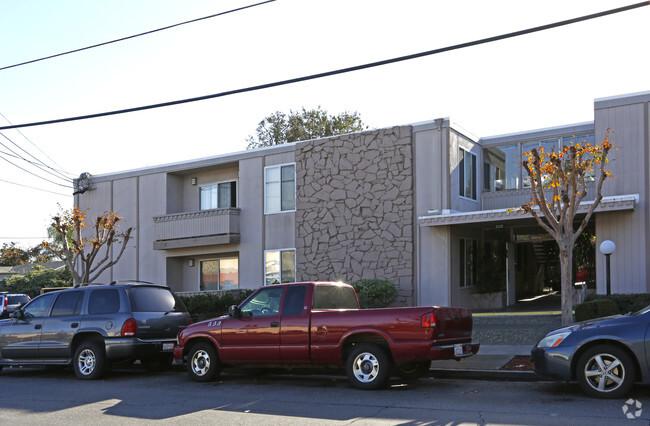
<box><xmin>584</xmin><ymin>293</ymin><xmax>650</xmax><ymax>316</ymax></box>
<box><xmin>179</xmin><ymin>289</ymin><xmax>254</xmax><ymax>322</ymax></box>
<box><xmin>4</xmin><ymin>266</ymin><xmax>72</xmax><ymax>298</ymax></box>
<box><xmin>575</xmin><ymin>298</ymin><xmax>619</xmax><ymax>322</ymax></box>
<box><xmin>351</xmin><ymin>279</ymin><xmax>398</xmax><ymax>309</ymax></box>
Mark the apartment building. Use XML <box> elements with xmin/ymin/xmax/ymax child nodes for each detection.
<box><xmin>75</xmin><ymin>90</ymin><xmax>650</xmax><ymax>307</ymax></box>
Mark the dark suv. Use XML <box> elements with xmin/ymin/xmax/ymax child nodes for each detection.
<box><xmin>0</xmin><ymin>281</ymin><xmax>190</xmax><ymax>379</ymax></box>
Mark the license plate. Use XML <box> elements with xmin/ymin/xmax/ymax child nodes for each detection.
<box><xmin>454</xmin><ymin>344</ymin><xmax>463</xmax><ymax>356</ymax></box>
<box><xmin>162</xmin><ymin>343</ymin><xmax>174</xmax><ymax>352</ymax></box>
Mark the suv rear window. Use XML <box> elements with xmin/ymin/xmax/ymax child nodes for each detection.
<box><xmin>127</xmin><ymin>287</ymin><xmax>188</xmax><ymax>313</ymax></box>
<box><xmin>88</xmin><ymin>289</ymin><xmax>120</xmax><ymax>315</ymax></box>
<box><xmin>7</xmin><ymin>295</ymin><xmax>30</xmax><ymax>305</ymax></box>
<box><xmin>313</xmin><ymin>285</ymin><xmax>359</xmax><ymax>310</ymax></box>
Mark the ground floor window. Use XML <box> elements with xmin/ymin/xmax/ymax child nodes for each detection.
<box><xmin>200</xmin><ymin>257</ymin><xmax>239</xmax><ymax>290</ymax></box>
<box><xmin>265</xmin><ymin>249</ymin><xmax>295</xmax><ymax>285</ymax></box>
<box><xmin>460</xmin><ymin>238</ymin><xmax>477</xmax><ymax>287</ymax></box>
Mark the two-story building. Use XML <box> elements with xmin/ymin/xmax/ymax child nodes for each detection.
<box><xmin>75</xmin><ymin>90</ymin><xmax>649</xmax><ymax>307</ymax></box>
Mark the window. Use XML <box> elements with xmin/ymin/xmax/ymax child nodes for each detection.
<box><xmin>200</xmin><ymin>257</ymin><xmax>239</xmax><ymax>291</ymax></box>
<box><xmin>522</xmin><ymin>139</ymin><xmax>560</xmax><ymax>188</ymax></box>
<box><xmin>458</xmin><ymin>148</ymin><xmax>477</xmax><ymax>200</ymax></box>
<box><xmin>200</xmin><ymin>181</ymin><xmax>236</xmax><ymax>210</ymax></box>
<box><xmin>282</xmin><ymin>285</ymin><xmax>307</xmax><ymax>316</ymax></box>
<box><xmin>127</xmin><ymin>287</ymin><xmax>188</xmax><ymax>313</ymax></box>
<box><xmin>265</xmin><ymin>249</ymin><xmax>295</xmax><ymax>285</ymax></box>
<box><xmin>313</xmin><ymin>285</ymin><xmax>359</xmax><ymax>310</ymax></box>
<box><xmin>484</xmin><ymin>145</ymin><xmax>517</xmax><ymax>192</ymax></box>
<box><xmin>88</xmin><ymin>289</ymin><xmax>120</xmax><ymax>315</ymax></box>
<box><xmin>459</xmin><ymin>238</ymin><xmax>478</xmax><ymax>288</ymax></box>
<box><xmin>51</xmin><ymin>291</ymin><xmax>82</xmax><ymax>317</ymax></box>
<box><xmin>265</xmin><ymin>164</ymin><xmax>295</xmax><ymax>213</ymax></box>
<box><xmin>23</xmin><ymin>293</ymin><xmax>56</xmax><ymax>318</ymax></box>
<box><xmin>240</xmin><ymin>287</ymin><xmax>284</xmax><ymax>317</ymax></box>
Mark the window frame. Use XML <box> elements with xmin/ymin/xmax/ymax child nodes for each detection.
<box><xmin>199</xmin><ymin>179</ymin><xmax>237</xmax><ymax>211</ymax></box>
<box><xmin>198</xmin><ymin>256</ymin><xmax>240</xmax><ymax>291</ymax></box>
<box><xmin>264</xmin><ymin>163</ymin><xmax>296</xmax><ymax>214</ymax></box>
<box><xmin>459</xmin><ymin>238</ymin><xmax>478</xmax><ymax>288</ymax></box>
<box><xmin>458</xmin><ymin>147</ymin><xmax>477</xmax><ymax>201</ymax></box>
<box><xmin>264</xmin><ymin>248</ymin><xmax>296</xmax><ymax>285</ymax></box>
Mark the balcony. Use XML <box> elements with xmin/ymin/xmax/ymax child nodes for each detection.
<box><xmin>153</xmin><ymin>208</ymin><xmax>240</xmax><ymax>250</ymax></box>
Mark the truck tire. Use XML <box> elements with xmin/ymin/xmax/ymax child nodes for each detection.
<box><xmin>576</xmin><ymin>344</ymin><xmax>635</xmax><ymax>399</ymax></box>
<box><xmin>187</xmin><ymin>342</ymin><xmax>221</xmax><ymax>382</ymax></box>
<box><xmin>396</xmin><ymin>361</ymin><xmax>431</xmax><ymax>380</ymax></box>
<box><xmin>346</xmin><ymin>343</ymin><xmax>392</xmax><ymax>390</ymax></box>
<box><xmin>73</xmin><ymin>341</ymin><xmax>107</xmax><ymax>380</ymax></box>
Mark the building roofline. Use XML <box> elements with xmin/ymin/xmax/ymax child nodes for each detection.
<box><xmin>479</xmin><ymin>121</ymin><xmax>594</xmax><ymax>146</ymax></box>
<box><xmin>595</xmin><ymin>90</ymin><xmax>650</xmax><ymax>110</ymax></box>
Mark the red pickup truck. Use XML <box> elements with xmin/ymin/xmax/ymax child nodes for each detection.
<box><xmin>174</xmin><ymin>281</ymin><xmax>479</xmax><ymax>389</ymax></box>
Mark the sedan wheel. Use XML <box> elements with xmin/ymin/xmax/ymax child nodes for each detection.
<box><xmin>577</xmin><ymin>344</ymin><xmax>635</xmax><ymax>398</ymax></box>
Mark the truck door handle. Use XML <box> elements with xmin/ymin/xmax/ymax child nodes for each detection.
<box><xmin>71</xmin><ymin>323</ymin><xmax>79</xmax><ymax>328</ymax></box>
<box><xmin>270</xmin><ymin>321</ymin><xmax>280</xmax><ymax>327</ymax></box>
<box><xmin>34</xmin><ymin>324</ymin><xmax>42</xmax><ymax>330</ymax></box>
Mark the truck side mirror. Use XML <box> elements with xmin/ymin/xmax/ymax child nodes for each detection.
<box><xmin>228</xmin><ymin>305</ymin><xmax>241</xmax><ymax>318</ymax></box>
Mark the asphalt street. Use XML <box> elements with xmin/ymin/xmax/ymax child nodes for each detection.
<box><xmin>1</xmin><ymin>364</ymin><xmax>649</xmax><ymax>425</ymax></box>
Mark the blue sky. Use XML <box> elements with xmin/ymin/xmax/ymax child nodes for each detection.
<box><xmin>1</xmin><ymin>0</ymin><xmax>649</xmax><ymax>249</ymax></box>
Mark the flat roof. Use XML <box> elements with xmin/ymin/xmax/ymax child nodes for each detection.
<box><xmin>595</xmin><ymin>90</ymin><xmax>650</xmax><ymax>110</ymax></box>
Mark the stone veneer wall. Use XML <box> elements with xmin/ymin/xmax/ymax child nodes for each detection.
<box><xmin>295</xmin><ymin>126</ymin><xmax>414</xmax><ymax>305</ymax></box>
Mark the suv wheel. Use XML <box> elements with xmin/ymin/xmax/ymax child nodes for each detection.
<box><xmin>73</xmin><ymin>341</ymin><xmax>107</xmax><ymax>380</ymax></box>
<box><xmin>187</xmin><ymin>342</ymin><xmax>221</xmax><ymax>382</ymax></box>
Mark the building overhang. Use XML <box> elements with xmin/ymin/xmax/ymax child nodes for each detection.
<box><xmin>419</xmin><ymin>194</ymin><xmax>639</xmax><ymax>227</ymax></box>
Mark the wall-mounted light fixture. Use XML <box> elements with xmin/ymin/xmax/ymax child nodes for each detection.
<box><xmin>191</xmin><ymin>177</ymin><xmax>198</xmax><ymax>186</ymax></box>
<box><xmin>188</xmin><ymin>259</ymin><xmax>195</xmax><ymax>267</ymax></box>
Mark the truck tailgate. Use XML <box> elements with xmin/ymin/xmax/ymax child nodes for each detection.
<box><xmin>433</xmin><ymin>306</ymin><xmax>473</xmax><ymax>344</ymax></box>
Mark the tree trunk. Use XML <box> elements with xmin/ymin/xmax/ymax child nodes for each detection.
<box><xmin>559</xmin><ymin>246</ymin><xmax>574</xmax><ymax>326</ymax></box>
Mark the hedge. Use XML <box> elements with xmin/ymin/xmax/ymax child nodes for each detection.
<box><xmin>575</xmin><ymin>294</ymin><xmax>650</xmax><ymax>322</ymax></box>
<box><xmin>179</xmin><ymin>290</ymin><xmax>254</xmax><ymax>322</ymax></box>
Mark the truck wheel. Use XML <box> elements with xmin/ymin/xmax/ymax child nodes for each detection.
<box><xmin>346</xmin><ymin>343</ymin><xmax>392</xmax><ymax>390</ymax></box>
<box><xmin>576</xmin><ymin>344</ymin><xmax>635</xmax><ymax>399</ymax></box>
<box><xmin>187</xmin><ymin>342</ymin><xmax>221</xmax><ymax>382</ymax></box>
<box><xmin>396</xmin><ymin>361</ymin><xmax>431</xmax><ymax>380</ymax></box>
<box><xmin>73</xmin><ymin>341</ymin><xmax>107</xmax><ymax>380</ymax></box>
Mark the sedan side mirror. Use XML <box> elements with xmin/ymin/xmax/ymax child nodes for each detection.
<box><xmin>10</xmin><ymin>310</ymin><xmax>23</xmax><ymax>319</ymax></box>
<box><xmin>228</xmin><ymin>305</ymin><xmax>241</xmax><ymax>318</ymax></box>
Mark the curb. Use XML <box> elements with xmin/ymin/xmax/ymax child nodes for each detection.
<box><xmin>429</xmin><ymin>368</ymin><xmax>539</xmax><ymax>382</ymax></box>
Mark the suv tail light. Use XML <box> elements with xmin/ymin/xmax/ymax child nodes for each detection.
<box><xmin>121</xmin><ymin>318</ymin><xmax>136</xmax><ymax>337</ymax></box>
<box><xmin>2</xmin><ymin>297</ymin><xmax>7</xmax><ymax>313</ymax></box>
<box><xmin>421</xmin><ymin>312</ymin><xmax>436</xmax><ymax>328</ymax></box>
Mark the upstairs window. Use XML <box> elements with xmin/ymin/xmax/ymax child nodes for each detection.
<box><xmin>265</xmin><ymin>249</ymin><xmax>295</xmax><ymax>285</ymax></box>
<box><xmin>200</xmin><ymin>181</ymin><xmax>236</xmax><ymax>210</ymax></box>
<box><xmin>459</xmin><ymin>148</ymin><xmax>477</xmax><ymax>200</ymax></box>
<box><xmin>265</xmin><ymin>164</ymin><xmax>295</xmax><ymax>213</ymax></box>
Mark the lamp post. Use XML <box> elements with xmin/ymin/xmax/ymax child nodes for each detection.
<box><xmin>599</xmin><ymin>240</ymin><xmax>616</xmax><ymax>296</ymax></box>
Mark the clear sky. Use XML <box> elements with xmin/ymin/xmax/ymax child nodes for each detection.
<box><xmin>1</xmin><ymin>0</ymin><xmax>649</xmax><ymax>250</ymax></box>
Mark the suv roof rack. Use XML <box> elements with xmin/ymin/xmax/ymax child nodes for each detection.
<box><xmin>110</xmin><ymin>280</ymin><xmax>156</xmax><ymax>285</ymax></box>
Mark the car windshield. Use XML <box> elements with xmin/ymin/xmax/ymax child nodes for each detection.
<box><xmin>631</xmin><ymin>305</ymin><xmax>650</xmax><ymax>316</ymax></box>
<box><xmin>127</xmin><ymin>287</ymin><xmax>188</xmax><ymax>313</ymax></box>
<box><xmin>8</xmin><ymin>295</ymin><xmax>30</xmax><ymax>305</ymax></box>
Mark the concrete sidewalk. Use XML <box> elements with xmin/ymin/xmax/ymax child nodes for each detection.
<box><xmin>427</xmin><ymin>311</ymin><xmax>563</xmax><ymax>381</ymax></box>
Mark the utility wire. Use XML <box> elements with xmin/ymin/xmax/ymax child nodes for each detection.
<box><xmin>0</xmin><ymin>154</ymin><xmax>73</xmax><ymax>188</ymax></box>
<box><xmin>0</xmin><ymin>112</ymin><xmax>74</xmax><ymax>177</ymax></box>
<box><xmin>0</xmin><ymin>177</ymin><xmax>71</xmax><ymax>196</ymax></box>
<box><xmin>0</xmin><ymin>133</ymin><xmax>73</xmax><ymax>182</ymax></box>
<box><xmin>0</xmin><ymin>0</ymin><xmax>276</xmax><ymax>72</ymax></box>
<box><xmin>1</xmin><ymin>0</ymin><xmax>647</xmax><ymax>131</ymax></box>
<box><xmin>0</xmin><ymin>133</ymin><xmax>73</xmax><ymax>183</ymax></box>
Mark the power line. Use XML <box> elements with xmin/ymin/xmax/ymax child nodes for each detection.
<box><xmin>0</xmin><ymin>133</ymin><xmax>73</xmax><ymax>183</ymax></box>
<box><xmin>0</xmin><ymin>112</ymin><xmax>74</xmax><ymax>178</ymax></box>
<box><xmin>1</xmin><ymin>1</ymin><xmax>647</xmax><ymax>131</ymax></box>
<box><xmin>0</xmin><ymin>177</ymin><xmax>71</xmax><ymax>196</ymax></box>
<box><xmin>0</xmin><ymin>154</ymin><xmax>73</xmax><ymax>188</ymax></box>
<box><xmin>0</xmin><ymin>0</ymin><xmax>277</xmax><ymax>72</ymax></box>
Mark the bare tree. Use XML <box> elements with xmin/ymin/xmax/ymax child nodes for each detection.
<box><xmin>518</xmin><ymin>131</ymin><xmax>614</xmax><ymax>326</ymax></box>
<box><xmin>43</xmin><ymin>207</ymin><xmax>133</xmax><ymax>286</ymax></box>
